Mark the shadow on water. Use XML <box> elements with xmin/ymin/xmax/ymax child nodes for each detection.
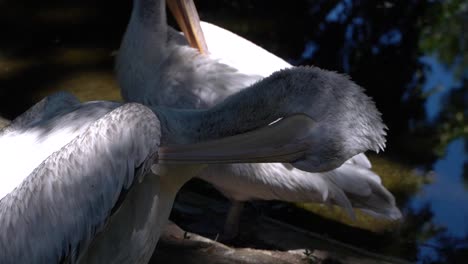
<box><xmin>0</xmin><ymin>0</ymin><xmax>466</xmax><ymax>263</ymax></box>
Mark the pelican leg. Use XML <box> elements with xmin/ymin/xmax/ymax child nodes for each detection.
<box><xmin>223</xmin><ymin>200</ymin><xmax>245</xmax><ymax>239</ymax></box>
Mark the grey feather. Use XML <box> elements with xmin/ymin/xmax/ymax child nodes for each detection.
<box><xmin>0</xmin><ymin>91</ymin><xmax>80</xmax><ymax>135</ymax></box>
<box><xmin>116</xmin><ymin>0</ymin><xmax>400</xmax><ymax>234</ymax></box>
<box><xmin>0</xmin><ymin>103</ymin><xmax>160</xmax><ymax>263</ymax></box>
<box><xmin>199</xmin><ymin>162</ymin><xmax>400</xmax><ymax>220</ymax></box>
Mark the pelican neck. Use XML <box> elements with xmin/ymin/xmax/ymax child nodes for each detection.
<box><xmin>133</xmin><ymin>0</ymin><xmax>167</xmax><ymax>31</ymax></box>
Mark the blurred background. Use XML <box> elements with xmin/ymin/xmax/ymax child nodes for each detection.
<box><xmin>0</xmin><ymin>0</ymin><xmax>466</xmax><ymax>263</ymax></box>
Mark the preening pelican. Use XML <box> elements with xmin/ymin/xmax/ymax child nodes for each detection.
<box><xmin>116</xmin><ymin>0</ymin><xmax>401</xmax><ymax>236</ymax></box>
<box><xmin>0</xmin><ymin>66</ymin><xmax>387</xmax><ymax>263</ymax></box>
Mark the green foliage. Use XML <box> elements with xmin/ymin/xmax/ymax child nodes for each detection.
<box><xmin>419</xmin><ymin>0</ymin><xmax>467</xmax><ymax>77</ymax></box>
<box><xmin>418</xmin><ymin>0</ymin><xmax>467</xmax><ymax>157</ymax></box>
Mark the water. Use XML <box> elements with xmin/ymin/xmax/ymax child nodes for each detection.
<box><xmin>0</xmin><ymin>0</ymin><xmax>466</xmax><ymax>263</ymax></box>
<box><xmin>412</xmin><ymin>138</ymin><xmax>468</xmax><ymax>261</ymax></box>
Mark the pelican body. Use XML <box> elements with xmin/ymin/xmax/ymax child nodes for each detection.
<box><xmin>116</xmin><ymin>0</ymin><xmax>401</xmax><ymax>236</ymax></box>
<box><xmin>1</xmin><ymin>61</ymin><xmax>388</xmax><ymax>263</ymax></box>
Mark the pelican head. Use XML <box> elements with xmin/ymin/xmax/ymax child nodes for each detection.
<box><xmin>117</xmin><ymin>0</ymin><xmax>400</xmax><ymax>242</ymax></box>
<box><xmin>0</xmin><ymin>63</ymin><xmax>389</xmax><ymax>263</ymax></box>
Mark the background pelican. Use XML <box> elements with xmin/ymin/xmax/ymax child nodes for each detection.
<box><xmin>116</xmin><ymin>0</ymin><xmax>401</xmax><ymax>236</ymax></box>
<box><xmin>0</xmin><ymin>66</ymin><xmax>387</xmax><ymax>263</ymax></box>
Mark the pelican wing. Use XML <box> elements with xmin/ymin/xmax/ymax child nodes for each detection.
<box><xmin>118</xmin><ymin>26</ymin><xmax>262</xmax><ymax>109</ymax></box>
<box><xmin>347</xmin><ymin>153</ymin><xmax>372</xmax><ymax>169</ymax></box>
<box><xmin>326</xmin><ymin>163</ymin><xmax>401</xmax><ymax>219</ymax></box>
<box><xmin>0</xmin><ymin>91</ymin><xmax>80</xmax><ymax>135</ymax></box>
<box><xmin>0</xmin><ymin>98</ymin><xmax>120</xmax><ymax>200</ymax></box>
<box><xmin>200</xmin><ymin>21</ymin><xmax>291</xmax><ymax>77</ymax></box>
<box><xmin>0</xmin><ymin>103</ymin><xmax>160</xmax><ymax>263</ymax></box>
<box><xmin>199</xmin><ymin>162</ymin><xmax>401</xmax><ymax>220</ymax></box>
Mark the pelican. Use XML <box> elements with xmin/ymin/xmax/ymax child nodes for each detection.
<box><xmin>116</xmin><ymin>0</ymin><xmax>402</xmax><ymax>236</ymax></box>
<box><xmin>0</xmin><ymin>66</ymin><xmax>387</xmax><ymax>263</ymax></box>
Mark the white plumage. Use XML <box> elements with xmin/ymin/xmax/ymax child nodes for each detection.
<box><xmin>116</xmin><ymin>0</ymin><xmax>401</xmax><ymax>236</ymax></box>
<box><xmin>1</xmin><ymin>61</ymin><xmax>391</xmax><ymax>262</ymax></box>
<box><xmin>0</xmin><ymin>94</ymin><xmax>160</xmax><ymax>263</ymax></box>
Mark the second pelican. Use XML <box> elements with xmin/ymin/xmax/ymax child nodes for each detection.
<box><xmin>2</xmin><ymin>66</ymin><xmax>387</xmax><ymax>263</ymax></box>
<box><xmin>116</xmin><ymin>0</ymin><xmax>402</xmax><ymax>236</ymax></box>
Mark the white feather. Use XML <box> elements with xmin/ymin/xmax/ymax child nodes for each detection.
<box><xmin>0</xmin><ymin>102</ymin><xmax>162</xmax><ymax>263</ymax></box>
<box><xmin>116</xmin><ymin>0</ymin><xmax>399</xmax><ymax>226</ymax></box>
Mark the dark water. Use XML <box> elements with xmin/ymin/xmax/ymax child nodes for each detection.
<box><xmin>0</xmin><ymin>0</ymin><xmax>466</xmax><ymax>263</ymax></box>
